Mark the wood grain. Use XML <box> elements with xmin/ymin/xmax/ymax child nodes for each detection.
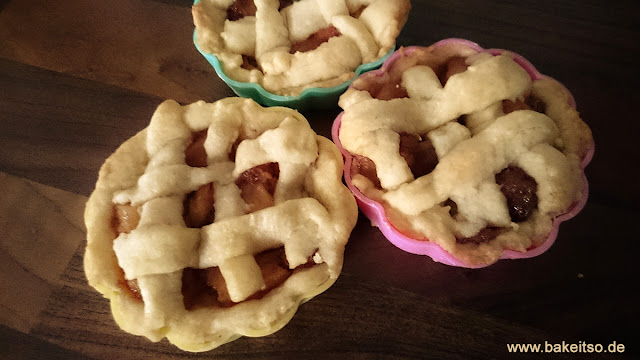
<box><xmin>0</xmin><ymin>173</ymin><xmax>86</xmax><ymax>334</ymax></box>
<box><xmin>0</xmin><ymin>0</ymin><xmax>638</xmax><ymax>359</ymax></box>
<box><xmin>0</xmin><ymin>57</ymin><xmax>162</xmax><ymax>196</ymax></box>
<box><xmin>0</xmin><ymin>0</ymin><xmax>233</xmax><ymax>104</ymax></box>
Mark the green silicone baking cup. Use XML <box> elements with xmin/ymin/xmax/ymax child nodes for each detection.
<box><xmin>193</xmin><ymin>30</ymin><xmax>395</xmax><ymax>112</ymax></box>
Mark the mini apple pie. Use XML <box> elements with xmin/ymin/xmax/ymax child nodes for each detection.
<box><xmin>84</xmin><ymin>98</ymin><xmax>358</xmax><ymax>351</ymax></box>
<box><xmin>192</xmin><ymin>0</ymin><xmax>410</xmax><ymax>96</ymax></box>
<box><xmin>336</xmin><ymin>40</ymin><xmax>593</xmax><ymax>266</ymax></box>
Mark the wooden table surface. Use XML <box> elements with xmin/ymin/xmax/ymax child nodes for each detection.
<box><xmin>1</xmin><ymin>0</ymin><xmax>639</xmax><ymax>359</ymax></box>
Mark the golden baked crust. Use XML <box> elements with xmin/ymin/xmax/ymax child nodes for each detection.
<box><xmin>84</xmin><ymin>98</ymin><xmax>357</xmax><ymax>351</ymax></box>
<box><xmin>193</xmin><ymin>0</ymin><xmax>411</xmax><ymax>96</ymax></box>
<box><xmin>338</xmin><ymin>45</ymin><xmax>593</xmax><ymax>266</ymax></box>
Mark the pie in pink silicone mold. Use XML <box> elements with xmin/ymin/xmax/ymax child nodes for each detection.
<box><xmin>332</xmin><ymin>38</ymin><xmax>594</xmax><ymax>268</ymax></box>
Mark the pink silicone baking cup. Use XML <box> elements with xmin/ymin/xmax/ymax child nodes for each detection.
<box><xmin>331</xmin><ymin>38</ymin><xmax>595</xmax><ymax>268</ymax></box>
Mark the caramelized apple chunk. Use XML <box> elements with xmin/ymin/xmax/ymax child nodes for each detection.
<box><xmin>115</xmin><ymin>267</ymin><xmax>142</xmax><ymax>302</ymax></box>
<box><xmin>182</xmin><ymin>267</ymin><xmax>224</xmax><ymax>310</ymax></box>
<box><xmin>441</xmin><ymin>198</ymin><xmax>458</xmax><ymax>217</ymax></box>
<box><xmin>349</xmin><ymin>5</ymin><xmax>367</xmax><ymax>18</ymax></box>
<box><xmin>185</xmin><ymin>130</ymin><xmax>208</xmax><ymax>167</ymax></box>
<box><xmin>398</xmin><ymin>132</ymin><xmax>438</xmax><ymax>178</ymax></box>
<box><xmin>290</xmin><ymin>25</ymin><xmax>341</xmax><ymax>54</ymax></box>
<box><xmin>495</xmin><ymin>166</ymin><xmax>538</xmax><ymax>222</ymax></box>
<box><xmin>375</xmin><ymin>82</ymin><xmax>409</xmax><ymax>100</ymax></box>
<box><xmin>351</xmin><ymin>155</ymin><xmax>382</xmax><ymax>189</ymax></box>
<box><xmin>228</xmin><ymin>137</ymin><xmax>242</xmax><ymax>162</ymax></box>
<box><xmin>183</xmin><ymin>182</ymin><xmax>215</xmax><ymax>228</ymax></box>
<box><xmin>503</xmin><ymin>94</ymin><xmax>547</xmax><ymax>114</ymax></box>
<box><xmin>502</xmin><ymin>98</ymin><xmax>529</xmax><ymax>114</ymax></box>
<box><xmin>255</xmin><ymin>247</ymin><xmax>292</xmax><ymax>292</ymax></box>
<box><xmin>125</xmin><ymin>279</ymin><xmax>142</xmax><ymax>300</ymax></box>
<box><xmin>353</xmin><ymin>54</ymin><xmax>415</xmax><ymax>100</ymax></box>
<box><xmin>241</xmin><ymin>55</ymin><xmax>260</xmax><ymax>71</ymax></box>
<box><xmin>437</xmin><ymin>56</ymin><xmax>468</xmax><ymax>86</ymax></box>
<box><xmin>112</xmin><ymin>203</ymin><xmax>140</xmax><ymax>234</ymax></box>
<box><xmin>361</xmin><ymin>80</ymin><xmax>408</xmax><ymax>100</ymax></box>
<box><xmin>226</xmin><ymin>0</ymin><xmax>256</xmax><ymax>21</ymax></box>
<box><xmin>235</xmin><ymin>162</ymin><xmax>279</xmax><ymax>213</ymax></box>
<box><xmin>182</xmin><ymin>247</ymin><xmax>310</xmax><ymax>310</ymax></box>
<box><xmin>457</xmin><ymin>227</ymin><xmax>504</xmax><ymax>245</ymax></box>
<box><xmin>111</xmin><ymin>205</ymin><xmax>142</xmax><ymax>300</ymax></box>
<box><xmin>525</xmin><ymin>94</ymin><xmax>547</xmax><ymax>113</ymax></box>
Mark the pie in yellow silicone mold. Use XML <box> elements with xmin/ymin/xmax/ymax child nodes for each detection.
<box><xmin>84</xmin><ymin>97</ymin><xmax>358</xmax><ymax>351</ymax></box>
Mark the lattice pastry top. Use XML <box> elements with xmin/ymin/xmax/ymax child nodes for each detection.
<box><xmin>84</xmin><ymin>98</ymin><xmax>358</xmax><ymax>351</ymax></box>
<box><xmin>193</xmin><ymin>0</ymin><xmax>411</xmax><ymax>95</ymax></box>
<box><xmin>338</xmin><ymin>44</ymin><xmax>593</xmax><ymax>266</ymax></box>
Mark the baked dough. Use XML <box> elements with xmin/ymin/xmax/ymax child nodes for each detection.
<box><xmin>84</xmin><ymin>98</ymin><xmax>357</xmax><ymax>351</ymax></box>
<box><xmin>338</xmin><ymin>44</ymin><xmax>593</xmax><ymax>266</ymax></box>
<box><xmin>193</xmin><ymin>0</ymin><xmax>411</xmax><ymax>95</ymax></box>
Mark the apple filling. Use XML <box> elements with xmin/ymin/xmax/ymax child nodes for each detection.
<box><xmin>182</xmin><ymin>247</ymin><xmax>313</xmax><ymax>310</ymax></box>
<box><xmin>351</xmin><ymin>131</ymin><xmax>439</xmax><ymax>187</ymax></box>
<box><xmin>185</xmin><ymin>130</ymin><xmax>208</xmax><ymax>167</ymax></box>
<box><xmin>111</xmin><ymin>203</ymin><xmax>140</xmax><ymax>235</ymax></box>
<box><xmin>349</xmin><ymin>5</ymin><xmax>367</xmax><ymax>18</ymax></box>
<box><xmin>117</xmin><ymin>268</ymin><xmax>143</xmax><ymax>301</ymax></box>
<box><xmin>455</xmin><ymin>165</ymin><xmax>539</xmax><ymax>244</ymax></box>
<box><xmin>241</xmin><ymin>55</ymin><xmax>260</xmax><ymax>71</ymax></box>
<box><xmin>226</xmin><ymin>0</ymin><xmax>256</xmax><ymax>21</ymax></box>
<box><xmin>398</xmin><ymin>132</ymin><xmax>438</xmax><ymax>178</ymax></box>
<box><xmin>457</xmin><ymin>227</ymin><xmax>504</xmax><ymax>245</ymax></box>
<box><xmin>290</xmin><ymin>25</ymin><xmax>341</xmax><ymax>54</ymax></box>
<box><xmin>352</xmin><ymin>52</ymin><xmax>470</xmax><ymax>100</ymax></box>
<box><xmin>183</xmin><ymin>183</ymin><xmax>216</xmax><ymax>228</ymax></box>
<box><xmin>235</xmin><ymin>162</ymin><xmax>280</xmax><ymax>213</ymax></box>
<box><xmin>111</xmin><ymin>203</ymin><xmax>142</xmax><ymax>301</ymax></box>
<box><xmin>495</xmin><ymin>165</ymin><xmax>538</xmax><ymax>223</ymax></box>
<box><xmin>440</xmin><ymin>198</ymin><xmax>457</xmax><ymax>216</ymax></box>
<box><xmin>351</xmin><ymin>154</ymin><xmax>381</xmax><ymax>189</ymax></box>
<box><xmin>227</xmin><ymin>0</ymin><xmax>297</xmax><ymax>21</ymax></box>
<box><xmin>503</xmin><ymin>93</ymin><xmax>547</xmax><ymax>114</ymax></box>
<box><xmin>436</xmin><ymin>56</ymin><xmax>468</xmax><ymax>87</ymax></box>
